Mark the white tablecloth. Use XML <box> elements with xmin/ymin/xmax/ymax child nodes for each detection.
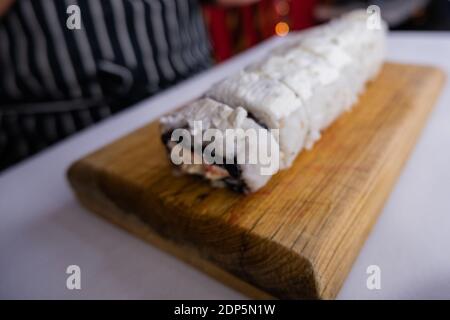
<box><xmin>1</xmin><ymin>32</ymin><xmax>449</xmax><ymax>299</ymax></box>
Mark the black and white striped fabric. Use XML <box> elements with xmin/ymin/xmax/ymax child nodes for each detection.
<box><xmin>0</xmin><ymin>0</ymin><xmax>212</xmax><ymax>170</ymax></box>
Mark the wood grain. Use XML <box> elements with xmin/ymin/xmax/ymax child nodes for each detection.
<box><xmin>68</xmin><ymin>63</ymin><xmax>446</xmax><ymax>299</ymax></box>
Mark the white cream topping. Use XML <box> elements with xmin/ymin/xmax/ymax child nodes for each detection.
<box><xmin>206</xmin><ymin>71</ymin><xmax>303</xmax><ymax>126</ymax></box>
<box><xmin>161</xmin><ymin>98</ymin><xmax>252</xmax><ymax>134</ymax></box>
<box><xmin>279</xmin><ymin>48</ymin><xmax>341</xmax><ymax>86</ymax></box>
<box><xmin>247</xmin><ymin>55</ymin><xmax>313</xmax><ymax>101</ymax></box>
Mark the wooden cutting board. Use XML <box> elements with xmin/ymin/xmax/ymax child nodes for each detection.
<box><xmin>68</xmin><ymin>63</ymin><xmax>445</xmax><ymax>299</ymax></box>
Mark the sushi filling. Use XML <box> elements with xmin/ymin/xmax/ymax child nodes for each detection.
<box><xmin>161</xmin><ymin>130</ymin><xmax>248</xmax><ymax>193</ymax></box>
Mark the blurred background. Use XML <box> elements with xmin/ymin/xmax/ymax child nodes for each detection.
<box><xmin>0</xmin><ymin>0</ymin><xmax>449</xmax><ymax>172</ymax></box>
<box><xmin>204</xmin><ymin>0</ymin><xmax>450</xmax><ymax>62</ymax></box>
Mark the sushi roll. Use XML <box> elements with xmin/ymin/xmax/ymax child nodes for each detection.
<box><xmin>160</xmin><ymin>98</ymin><xmax>280</xmax><ymax>193</ymax></box>
<box><xmin>209</xmin><ymin>10</ymin><xmax>386</xmax><ymax>156</ymax></box>
<box><xmin>159</xmin><ymin>10</ymin><xmax>387</xmax><ymax>193</ymax></box>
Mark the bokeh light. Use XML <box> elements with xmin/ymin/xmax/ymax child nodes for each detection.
<box><xmin>275</xmin><ymin>22</ymin><xmax>290</xmax><ymax>37</ymax></box>
<box><xmin>275</xmin><ymin>0</ymin><xmax>290</xmax><ymax>16</ymax></box>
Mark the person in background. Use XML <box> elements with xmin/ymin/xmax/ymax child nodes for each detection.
<box><xmin>0</xmin><ymin>0</ymin><xmax>259</xmax><ymax>171</ymax></box>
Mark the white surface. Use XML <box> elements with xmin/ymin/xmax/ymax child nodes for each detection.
<box><xmin>0</xmin><ymin>32</ymin><xmax>449</xmax><ymax>299</ymax></box>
